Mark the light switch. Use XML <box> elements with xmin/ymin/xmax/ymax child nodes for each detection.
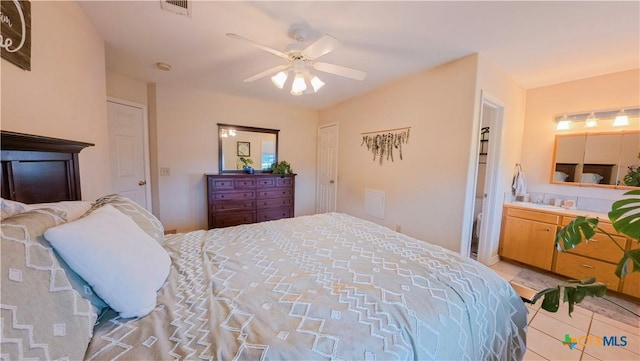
<box><xmin>160</xmin><ymin>167</ymin><xmax>171</xmax><ymax>176</ymax></box>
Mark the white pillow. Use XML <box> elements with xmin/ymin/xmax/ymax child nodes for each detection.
<box><xmin>44</xmin><ymin>204</ymin><xmax>170</xmax><ymax>318</ymax></box>
<box><xmin>554</xmin><ymin>171</ymin><xmax>569</xmax><ymax>182</ymax></box>
<box><xmin>580</xmin><ymin>173</ymin><xmax>603</xmax><ymax>184</ymax></box>
<box><xmin>25</xmin><ymin>200</ymin><xmax>93</xmax><ymax>221</ymax></box>
<box><xmin>0</xmin><ymin>198</ymin><xmax>27</xmax><ymax>219</ymax></box>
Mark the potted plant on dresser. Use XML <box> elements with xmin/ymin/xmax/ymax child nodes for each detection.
<box><xmin>239</xmin><ymin>157</ymin><xmax>254</xmax><ymax>174</ymax></box>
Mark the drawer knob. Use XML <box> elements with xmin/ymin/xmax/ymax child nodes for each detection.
<box><xmin>580</xmin><ymin>264</ymin><xmax>594</xmax><ymax>269</ymax></box>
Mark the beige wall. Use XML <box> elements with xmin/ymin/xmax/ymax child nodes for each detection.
<box><xmin>319</xmin><ymin>55</ymin><xmax>480</xmax><ymax>251</ymax></box>
<box><xmin>106</xmin><ymin>71</ymin><xmax>148</xmax><ymax>106</ymax></box>
<box><xmin>1</xmin><ymin>1</ymin><xmax>111</xmax><ymax>201</ymax></box>
<box><xmin>153</xmin><ymin>85</ymin><xmax>318</xmax><ymax>232</ymax></box>
<box><xmin>522</xmin><ymin>69</ymin><xmax>640</xmax><ymax>201</ymax></box>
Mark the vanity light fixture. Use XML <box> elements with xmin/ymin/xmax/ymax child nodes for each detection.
<box><xmin>556</xmin><ymin>115</ymin><xmax>571</xmax><ymax>130</ymax></box>
<box><xmin>554</xmin><ymin>106</ymin><xmax>639</xmax><ymax>130</ymax></box>
<box><xmin>584</xmin><ymin>112</ymin><xmax>598</xmax><ymax>128</ymax></box>
<box><xmin>613</xmin><ymin>109</ymin><xmax>630</xmax><ymax>126</ymax></box>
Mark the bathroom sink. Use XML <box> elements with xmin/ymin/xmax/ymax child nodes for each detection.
<box><xmin>511</xmin><ymin>202</ymin><xmax>565</xmax><ymax>211</ymax></box>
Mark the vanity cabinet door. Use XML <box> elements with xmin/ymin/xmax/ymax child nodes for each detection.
<box><xmin>500</xmin><ymin>215</ymin><xmax>558</xmax><ymax>270</ymax></box>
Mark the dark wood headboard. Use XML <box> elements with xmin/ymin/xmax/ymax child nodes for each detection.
<box><xmin>1</xmin><ymin>131</ymin><xmax>94</xmax><ymax>203</ymax></box>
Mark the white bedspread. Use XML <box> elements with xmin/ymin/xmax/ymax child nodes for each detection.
<box><xmin>85</xmin><ymin>213</ymin><xmax>527</xmax><ymax>360</ymax></box>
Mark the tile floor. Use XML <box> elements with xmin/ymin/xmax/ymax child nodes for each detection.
<box><xmin>489</xmin><ymin>261</ymin><xmax>640</xmax><ymax>361</ymax></box>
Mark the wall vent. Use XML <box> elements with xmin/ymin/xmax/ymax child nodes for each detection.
<box><xmin>160</xmin><ymin>0</ymin><xmax>191</xmax><ymax>17</ymax></box>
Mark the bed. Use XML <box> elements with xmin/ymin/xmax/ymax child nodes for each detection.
<box><xmin>1</xmin><ymin>131</ymin><xmax>527</xmax><ymax>360</ymax></box>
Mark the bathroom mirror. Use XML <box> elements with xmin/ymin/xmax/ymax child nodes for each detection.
<box><xmin>551</xmin><ymin>131</ymin><xmax>640</xmax><ymax>188</ymax></box>
<box><xmin>218</xmin><ymin>124</ymin><xmax>279</xmax><ymax>173</ymax></box>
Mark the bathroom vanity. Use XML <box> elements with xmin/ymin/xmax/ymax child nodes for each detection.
<box><xmin>499</xmin><ymin>202</ymin><xmax>639</xmax><ymax>298</ymax></box>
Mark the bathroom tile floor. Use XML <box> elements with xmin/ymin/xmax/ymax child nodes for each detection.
<box><xmin>489</xmin><ymin>261</ymin><xmax>640</xmax><ymax>361</ymax></box>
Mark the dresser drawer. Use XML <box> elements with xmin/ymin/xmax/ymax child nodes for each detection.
<box><xmin>210</xmin><ymin>211</ymin><xmax>256</xmax><ymax>228</ymax></box>
<box><xmin>257</xmin><ymin>198</ymin><xmax>291</xmax><ymax>209</ymax></box>
<box><xmin>257</xmin><ymin>207</ymin><xmax>292</xmax><ymax>222</ymax></box>
<box><xmin>212</xmin><ymin>190</ymin><xmax>255</xmax><ymax>201</ymax></box>
<box><xmin>257</xmin><ymin>178</ymin><xmax>276</xmax><ymax>187</ymax></box>
<box><xmin>208</xmin><ymin>178</ymin><xmax>234</xmax><ymax>189</ymax></box>
<box><xmin>211</xmin><ymin>200</ymin><xmax>254</xmax><ymax>212</ymax></box>
<box><xmin>555</xmin><ymin>252</ymin><xmax>619</xmax><ymax>291</ymax></box>
<box><xmin>234</xmin><ymin>178</ymin><xmax>256</xmax><ymax>188</ymax></box>
<box><xmin>257</xmin><ymin>189</ymin><xmax>292</xmax><ymax>199</ymax></box>
<box><xmin>276</xmin><ymin>177</ymin><xmax>293</xmax><ymax>186</ymax></box>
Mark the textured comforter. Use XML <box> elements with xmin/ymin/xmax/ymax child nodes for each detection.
<box><xmin>85</xmin><ymin>213</ymin><xmax>527</xmax><ymax>360</ymax></box>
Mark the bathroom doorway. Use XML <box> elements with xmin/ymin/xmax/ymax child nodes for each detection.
<box><xmin>471</xmin><ymin>107</ymin><xmax>493</xmax><ymax>259</ymax></box>
<box><xmin>467</xmin><ymin>92</ymin><xmax>504</xmax><ymax>265</ymax></box>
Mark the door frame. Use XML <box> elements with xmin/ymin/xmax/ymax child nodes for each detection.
<box><xmin>107</xmin><ymin>97</ymin><xmax>153</xmax><ymax>211</ymax></box>
<box><xmin>316</xmin><ymin>122</ymin><xmax>339</xmax><ymax>213</ymax></box>
<box><xmin>461</xmin><ymin>90</ymin><xmax>504</xmax><ymax>265</ymax></box>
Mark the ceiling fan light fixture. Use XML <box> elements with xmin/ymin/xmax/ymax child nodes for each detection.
<box><xmin>271</xmin><ymin>71</ymin><xmax>288</xmax><ymax>89</ymax></box>
<box><xmin>310</xmin><ymin>75</ymin><xmax>325</xmax><ymax>92</ymax></box>
<box><xmin>291</xmin><ymin>72</ymin><xmax>307</xmax><ymax>95</ymax></box>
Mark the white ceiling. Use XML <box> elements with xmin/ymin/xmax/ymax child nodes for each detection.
<box><xmin>78</xmin><ymin>1</ymin><xmax>640</xmax><ymax>110</ymax></box>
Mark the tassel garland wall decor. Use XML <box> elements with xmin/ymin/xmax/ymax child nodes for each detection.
<box><xmin>361</xmin><ymin>127</ymin><xmax>410</xmax><ymax>165</ymax></box>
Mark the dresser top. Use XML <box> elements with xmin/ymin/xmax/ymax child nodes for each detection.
<box><xmin>205</xmin><ymin>173</ymin><xmax>296</xmax><ymax>177</ymax></box>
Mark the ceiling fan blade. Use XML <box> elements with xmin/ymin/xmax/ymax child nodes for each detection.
<box><xmin>243</xmin><ymin>64</ymin><xmax>290</xmax><ymax>83</ymax></box>
<box><xmin>226</xmin><ymin>33</ymin><xmax>288</xmax><ymax>59</ymax></box>
<box><xmin>303</xmin><ymin>34</ymin><xmax>341</xmax><ymax>60</ymax></box>
<box><xmin>313</xmin><ymin>62</ymin><xmax>367</xmax><ymax>81</ymax></box>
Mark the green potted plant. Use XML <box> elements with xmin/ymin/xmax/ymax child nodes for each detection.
<box><xmin>271</xmin><ymin>160</ymin><xmax>292</xmax><ymax>174</ymax></box>
<box><xmin>623</xmin><ymin>153</ymin><xmax>640</xmax><ymax>186</ymax></box>
<box><xmin>239</xmin><ymin>157</ymin><xmax>254</xmax><ymax>174</ymax></box>
<box><xmin>532</xmin><ymin>189</ymin><xmax>640</xmax><ymax>316</ymax></box>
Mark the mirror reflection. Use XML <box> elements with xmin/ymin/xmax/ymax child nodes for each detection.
<box><xmin>218</xmin><ymin>124</ymin><xmax>279</xmax><ymax>173</ymax></box>
<box><xmin>552</xmin><ymin>131</ymin><xmax>640</xmax><ymax>188</ymax></box>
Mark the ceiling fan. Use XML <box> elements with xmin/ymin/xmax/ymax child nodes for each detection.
<box><xmin>226</xmin><ymin>29</ymin><xmax>367</xmax><ymax>95</ymax></box>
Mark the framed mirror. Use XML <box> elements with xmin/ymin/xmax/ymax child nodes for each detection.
<box><xmin>218</xmin><ymin>124</ymin><xmax>279</xmax><ymax>173</ymax></box>
<box><xmin>551</xmin><ymin>131</ymin><xmax>640</xmax><ymax>188</ymax></box>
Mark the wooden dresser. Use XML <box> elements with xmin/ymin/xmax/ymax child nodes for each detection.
<box><xmin>206</xmin><ymin>173</ymin><xmax>295</xmax><ymax>229</ymax></box>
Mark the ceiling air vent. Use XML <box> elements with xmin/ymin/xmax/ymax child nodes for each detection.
<box><xmin>160</xmin><ymin>0</ymin><xmax>191</xmax><ymax>17</ymax></box>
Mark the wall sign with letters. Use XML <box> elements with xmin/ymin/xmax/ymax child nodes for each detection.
<box><xmin>1</xmin><ymin>0</ymin><xmax>31</xmax><ymax>71</ymax></box>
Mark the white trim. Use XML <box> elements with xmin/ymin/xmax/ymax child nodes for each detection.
<box><xmin>106</xmin><ymin>97</ymin><xmax>153</xmax><ymax>212</ymax></box>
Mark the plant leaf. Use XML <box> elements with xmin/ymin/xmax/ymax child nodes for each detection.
<box><xmin>540</xmin><ymin>287</ymin><xmax>561</xmax><ymax>313</ymax></box>
<box><xmin>555</xmin><ymin>216</ymin><xmax>598</xmax><ymax>251</ymax></box>
<box><xmin>563</xmin><ymin>282</ymin><xmax>607</xmax><ymax>316</ymax></box>
<box><xmin>614</xmin><ymin>249</ymin><xmax>640</xmax><ymax>278</ymax></box>
<box><xmin>608</xmin><ymin>190</ymin><xmax>640</xmax><ymax>241</ymax></box>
